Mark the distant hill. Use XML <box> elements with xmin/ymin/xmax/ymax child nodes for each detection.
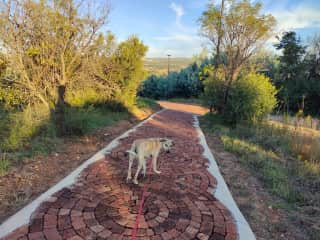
<box><xmin>144</xmin><ymin>57</ymin><xmax>193</xmax><ymax>75</ymax></box>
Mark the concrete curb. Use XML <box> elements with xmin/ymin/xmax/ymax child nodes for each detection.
<box><xmin>193</xmin><ymin>116</ymin><xmax>256</xmax><ymax>240</ymax></box>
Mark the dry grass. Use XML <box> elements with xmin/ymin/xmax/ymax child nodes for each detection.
<box><xmin>268</xmin><ymin>120</ymin><xmax>320</xmax><ymax>174</ymax></box>
<box><xmin>201</xmin><ymin>113</ymin><xmax>320</xmax><ymax>239</ymax></box>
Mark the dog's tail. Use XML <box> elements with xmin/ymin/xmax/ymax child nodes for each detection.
<box><xmin>126</xmin><ymin>150</ymin><xmax>137</xmax><ymax>156</ymax></box>
<box><xmin>126</xmin><ymin>141</ymin><xmax>138</xmax><ymax>157</ymax></box>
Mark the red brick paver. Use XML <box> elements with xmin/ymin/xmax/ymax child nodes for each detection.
<box><xmin>2</xmin><ymin>110</ymin><xmax>238</xmax><ymax>240</ymax></box>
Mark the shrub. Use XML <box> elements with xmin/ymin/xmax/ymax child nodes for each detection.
<box><xmin>225</xmin><ymin>72</ymin><xmax>277</xmax><ymax>123</ymax></box>
<box><xmin>200</xmin><ymin>65</ymin><xmax>225</xmax><ymax>112</ymax></box>
<box><xmin>1</xmin><ymin>105</ymin><xmax>51</xmax><ymax>151</ymax></box>
<box><xmin>202</xmin><ymin>69</ymin><xmax>277</xmax><ymax>123</ymax></box>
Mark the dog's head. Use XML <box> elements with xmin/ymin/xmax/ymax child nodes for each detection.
<box><xmin>160</xmin><ymin>138</ymin><xmax>173</xmax><ymax>153</ymax></box>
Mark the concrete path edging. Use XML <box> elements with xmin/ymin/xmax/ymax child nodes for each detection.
<box><xmin>194</xmin><ymin>116</ymin><xmax>256</xmax><ymax>240</ymax></box>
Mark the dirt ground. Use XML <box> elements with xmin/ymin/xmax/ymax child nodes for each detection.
<box><xmin>0</xmin><ymin>109</ymin><xmax>157</xmax><ymax>224</ymax></box>
<box><xmin>202</xmin><ymin>132</ymin><xmax>311</xmax><ymax>240</ymax></box>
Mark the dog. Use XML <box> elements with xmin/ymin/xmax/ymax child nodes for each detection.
<box><xmin>126</xmin><ymin>138</ymin><xmax>173</xmax><ymax>185</ymax></box>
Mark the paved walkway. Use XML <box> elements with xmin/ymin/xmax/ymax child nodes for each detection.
<box><xmin>2</xmin><ymin>106</ymin><xmax>239</xmax><ymax>240</ymax></box>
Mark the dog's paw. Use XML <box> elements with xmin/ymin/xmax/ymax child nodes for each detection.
<box><xmin>155</xmin><ymin>170</ymin><xmax>161</xmax><ymax>174</ymax></box>
<box><xmin>126</xmin><ymin>176</ymin><xmax>132</xmax><ymax>182</ymax></box>
<box><xmin>133</xmin><ymin>179</ymin><xmax>139</xmax><ymax>185</ymax></box>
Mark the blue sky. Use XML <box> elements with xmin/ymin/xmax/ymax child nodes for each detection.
<box><xmin>108</xmin><ymin>0</ymin><xmax>320</xmax><ymax>57</ymax></box>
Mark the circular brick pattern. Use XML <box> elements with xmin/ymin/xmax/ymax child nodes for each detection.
<box><xmin>2</xmin><ymin>110</ymin><xmax>238</xmax><ymax>240</ymax></box>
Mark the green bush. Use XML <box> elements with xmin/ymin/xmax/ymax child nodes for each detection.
<box><xmin>202</xmin><ymin>69</ymin><xmax>277</xmax><ymax>123</ymax></box>
<box><xmin>226</xmin><ymin>72</ymin><xmax>277</xmax><ymax>122</ymax></box>
<box><xmin>200</xmin><ymin>65</ymin><xmax>225</xmax><ymax>112</ymax></box>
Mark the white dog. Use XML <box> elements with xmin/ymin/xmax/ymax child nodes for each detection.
<box><xmin>126</xmin><ymin>138</ymin><xmax>173</xmax><ymax>184</ymax></box>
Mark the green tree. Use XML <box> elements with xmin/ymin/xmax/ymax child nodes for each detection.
<box><xmin>0</xmin><ymin>0</ymin><xmax>110</xmax><ymax>134</ymax></box>
<box><xmin>303</xmin><ymin>33</ymin><xmax>320</xmax><ymax>115</ymax></box>
<box><xmin>110</xmin><ymin>36</ymin><xmax>148</xmax><ymax>107</ymax></box>
<box><xmin>199</xmin><ymin>0</ymin><xmax>276</xmax><ymax>111</ymax></box>
<box><xmin>274</xmin><ymin>31</ymin><xmax>307</xmax><ymax>113</ymax></box>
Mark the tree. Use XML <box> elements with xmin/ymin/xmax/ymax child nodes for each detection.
<box><xmin>303</xmin><ymin>34</ymin><xmax>320</xmax><ymax>115</ymax></box>
<box><xmin>138</xmin><ymin>61</ymin><xmax>205</xmax><ymax>100</ymax></box>
<box><xmin>110</xmin><ymin>36</ymin><xmax>148</xmax><ymax>107</ymax></box>
<box><xmin>199</xmin><ymin>0</ymin><xmax>225</xmax><ymax>64</ymax></box>
<box><xmin>199</xmin><ymin>0</ymin><xmax>276</xmax><ymax>110</ymax></box>
<box><xmin>274</xmin><ymin>31</ymin><xmax>307</xmax><ymax>112</ymax></box>
<box><xmin>0</xmin><ymin>0</ymin><xmax>110</xmax><ymax>134</ymax></box>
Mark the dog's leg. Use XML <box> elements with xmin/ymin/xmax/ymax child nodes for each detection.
<box><xmin>142</xmin><ymin>155</ymin><xmax>148</xmax><ymax>177</ymax></box>
<box><xmin>126</xmin><ymin>154</ymin><xmax>134</xmax><ymax>182</ymax></box>
<box><xmin>152</xmin><ymin>151</ymin><xmax>161</xmax><ymax>174</ymax></box>
<box><xmin>133</xmin><ymin>155</ymin><xmax>144</xmax><ymax>185</ymax></box>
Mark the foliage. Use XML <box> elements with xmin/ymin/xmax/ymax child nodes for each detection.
<box><xmin>0</xmin><ymin>0</ymin><xmax>148</xmax><ymax>138</ymax></box>
<box><xmin>0</xmin><ymin>0</ymin><xmax>110</xmax><ymax>109</ymax></box>
<box><xmin>274</xmin><ymin>31</ymin><xmax>307</xmax><ymax>112</ymax></box>
<box><xmin>1</xmin><ymin>105</ymin><xmax>52</xmax><ymax>151</ymax></box>
<box><xmin>226</xmin><ymin>72</ymin><xmax>277</xmax><ymax>122</ymax></box>
<box><xmin>0</xmin><ymin>0</ymin><xmax>152</xmax><ymax>176</ymax></box>
<box><xmin>202</xmin><ymin>68</ymin><xmax>277</xmax><ymax>123</ymax></box>
<box><xmin>272</xmin><ymin>31</ymin><xmax>320</xmax><ymax>116</ymax></box>
<box><xmin>200</xmin><ymin>65</ymin><xmax>225</xmax><ymax>112</ymax></box>
<box><xmin>139</xmin><ymin>61</ymin><xmax>207</xmax><ymax>100</ymax></box>
<box><xmin>111</xmin><ymin>36</ymin><xmax>148</xmax><ymax>107</ymax></box>
<box><xmin>198</xmin><ymin>0</ymin><xmax>276</xmax><ymax>109</ymax></box>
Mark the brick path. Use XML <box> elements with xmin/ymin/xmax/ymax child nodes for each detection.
<box><xmin>2</xmin><ymin>109</ymin><xmax>238</xmax><ymax>240</ymax></box>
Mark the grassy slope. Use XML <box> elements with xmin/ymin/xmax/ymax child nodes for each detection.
<box><xmin>200</xmin><ymin>113</ymin><xmax>320</xmax><ymax>239</ymax></box>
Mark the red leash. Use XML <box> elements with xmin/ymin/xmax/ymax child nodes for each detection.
<box><xmin>131</xmin><ymin>161</ymin><xmax>153</xmax><ymax>240</ymax></box>
<box><xmin>131</xmin><ymin>184</ymin><xmax>148</xmax><ymax>240</ymax></box>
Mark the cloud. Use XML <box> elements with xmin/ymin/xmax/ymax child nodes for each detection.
<box><xmin>170</xmin><ymin>2</ymin><xmax>184</xmax><ymax>25</ymax></box>
<box><xmin>154</xmin><ymin>34</ymin><xmax>201</xmax><ymax>43</ymax></box>
<box><xmin>148</xmin><ymin>34</ymin><xmax>205</xmax><ymax>57</ymax></box>
<box><xmin>272</xmin><ymin>5</ymin><xmax>320</xmax><ymax>31</ymax></box>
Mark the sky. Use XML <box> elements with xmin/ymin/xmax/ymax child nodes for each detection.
<box><xmin>107</xmin><ymin>0</ymin><xmax>320</xmax><ymax>58</ymax></box>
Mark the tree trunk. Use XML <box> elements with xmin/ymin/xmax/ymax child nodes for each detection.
<box><xmin>215</xmin><ymin>0</ymin><xmax>225</xmax><ymax>67</ymax></box>
<box><xmin>55</xmin><ymin>85</ymin><xmax>67</xmax><ymax>136</ymax></box>
<box><xmin>222</xmin><ymin>70</ymin><xmax>234</xmax><ymax>113</ymax></box>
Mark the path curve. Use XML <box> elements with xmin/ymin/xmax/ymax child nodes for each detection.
<box><xmin>1</xmin><ymin>102</ymin><xmax>253</xmax><ymax>240</ymax></box>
